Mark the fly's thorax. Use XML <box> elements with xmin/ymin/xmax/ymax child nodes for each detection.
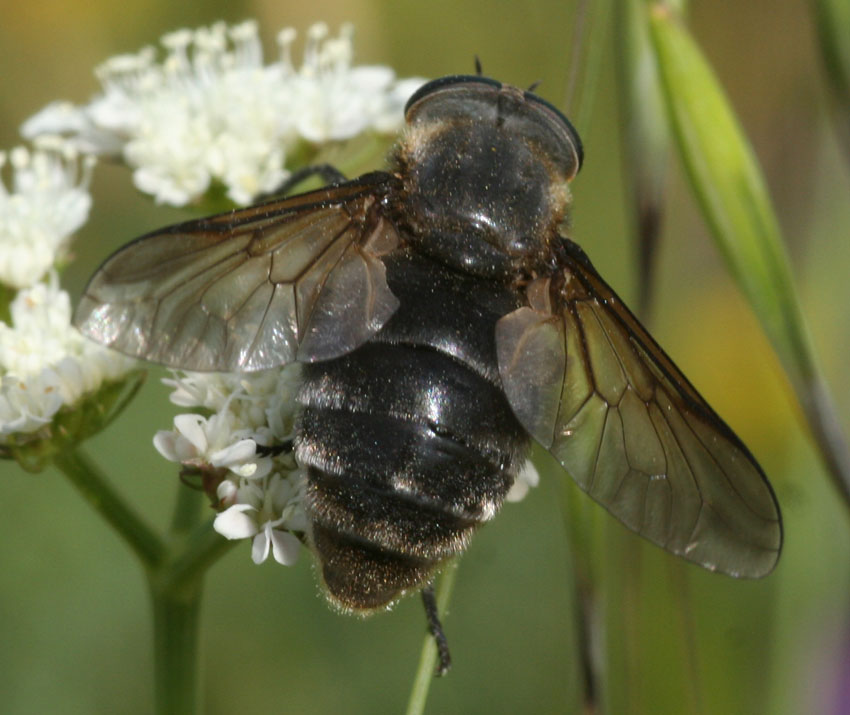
<box><xmin>393</xmin><ymin>76</ymin><xmax>581</xmax><ymax>277</ymax></box>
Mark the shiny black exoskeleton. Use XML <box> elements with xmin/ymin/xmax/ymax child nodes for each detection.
<box><xmin>297</xmin><ymin>252</ymin><xmax>526</xmax><ymax>609</ymax></box>
<box><xmin>296</xmin><ymin>77</ymin><xmax>581</xmax><ymax>612</ymax></box>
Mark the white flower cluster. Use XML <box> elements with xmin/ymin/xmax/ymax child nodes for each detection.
<box><xmin>0</xmin><ymin>277</ymin><xmax>135</xmax><ymax>436</ymax></box>
<box><xmin>0</xmin><ymin>142</ymin><xmax>136</xmax><ymax>446</ymax></box>
<box><xmin>0</xmin><ymin>140</ymin><xmax>93</xmax><ymax>289</ymax></box>
<box><xmin>154</xmin><ymin>367</ymin><xmax>308</xmax><ymax>565</ymax></box>
<box><xmin>23</xmin><ymin>21</ymin><xmax>424</xmax><ymax>207</ymax></box>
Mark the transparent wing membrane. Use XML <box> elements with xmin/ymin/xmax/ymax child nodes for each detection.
<box><xmin>496</xmin><ymin>237</ymin><xmax>782</xmax><ymax>577</ymax></box>
<box><xmin>75</xmin><ymin>174</ymin><xmax>401</xmax><ymax>372</ymax></box>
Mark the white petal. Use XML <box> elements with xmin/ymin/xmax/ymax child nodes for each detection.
<box><xmin>505</xmin><ymin>479</ymin><xmax>530</xmax><ymax>503</ymax></box>
<box><xmin>235</xmin><ymin>480</ymin><xmax>264</xmax><ymax>508</ymax></box>
<box><xmin>269</xmin><ymin>529</ymin><xmax>301</xmax><ymax>566</ymax></box>
<box><xmin>505</xmin><ymin>460</ymin><xmax>540</xmax><ymax>503</ymax></box>
<box><xmin>285</xmin><ymin>510</ymin><xmax>309</xmax><ymax>533</ymax></box>
<box><xmin>519</xmin><ymin>459</ymin><xmax>540</xmax><ymax>487</ymax></box>
<box><xmin>153</xmin><ymin>430</ymin><xmax>181</xmax><ymax>461</ymax></box>
<box><xmin>216</xmin><ymin>479</ymin><xmax>238</xmax><ymax>506</ymax></box>
<box><xmin>210</xmin><ymin>438</ymin><xmax>255</xmax><ymax>465</ymax></box>
<box><xmin>0</xmin><ymin>274</ymin><xmax>136</xmax><ymax>443</ymax></box>
<box><xmin>245</xmin><ymin>456</ymin><xmax>273</xmax><ymax>480</ymax></box>
<box><xmin>21</xmin><ymin>102</ymin><xmax>89</xmax><ymax>138</ymax></box>
<box><xmin>251</xmin><ymin>530</ymin><xmax>271</xmax><ymax>563</ymax></box>
<box><xmin>230</xmin><ymin>462</ymin><xmax>258</xmax><ymax>478</ymax></box>
<box><xmin>214</xmin><ymin>504</ymin><xmax>258</xmax><ymax>539</ymax></box>
<box><xmin>173</xmin><ymin>413</ymin><xmax>208</xmax><ymax>452</ymax></box>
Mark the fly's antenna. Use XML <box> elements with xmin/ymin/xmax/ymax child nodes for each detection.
<box><xmin>527</xmin><ymin>79</ymin><xmax>542</xmax><ymax>93</ymax></box>
<box><xmin>474</xmin><ymin>56</ymin><xmax>483</xmax><ymax>76</ymax></box>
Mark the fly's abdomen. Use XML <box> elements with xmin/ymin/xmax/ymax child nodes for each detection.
<box><xmin>295</xmin><ymin>252</ymin><xmax>528</xmax><ymax>610</ymax></box>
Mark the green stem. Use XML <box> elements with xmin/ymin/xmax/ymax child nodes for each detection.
<box><xmin>159</xmin><ymin>519</ymin><xmax>236</xmax><ymax>593</ymax></box>
<box><xmin>148</xmin><ymin>487</ymin><xmax>233</xmax><ymax>714</ymax></box>
<box><xmin>405</xmin><ymin>561</ymin><xmax>459</xmax><ymax>715</ymax></box>
<box><xmin>54</xmin><ymin>447</ymin><xmax>165</xmax><ymax>567</ymax></box>
<box><xmin>55</xmin><ymin>446</ymin><xmax>236</xmax><ymax>713</ymax></box>
<box><xmin>148</xmin><ymin>485</ymin><xmax>235</xmax><ymax>713</ymax></box>
<box><xmin>666</xmin><ymin>560</ymin><xmax>703</xmax><ymax>715</ymax></box>
<box><xmin>149</xmin><ymin>577</ymin><xmax>203</xmax><ymax>715</ymax></box>
<box><xmin>170</xmin><ymin>482</ymin><xmax>205</xmax><ymax>535</ymax></box>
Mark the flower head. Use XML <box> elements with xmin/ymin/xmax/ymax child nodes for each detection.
<box><xmin>154</xmin><ymin>365</ymin><xmax>307</xmax><ymax>565</ymax></box>
<box><xmin>0</xmin><ymin>276</ymin><xmax>138</xmax><ymax>459</ymax></box>
<box><xmin>23</xmin><ymin>21</ymin><xmax>424</xmax><ymax>207</ymax></box>
<box><xmin>0</xmin><ymin>139</ymin><xmax>94</xmax><ymax>289</ymax></box>
<box><xmin>214</xmin><ymin>472</ymin><xmax>307</xmax><ymax>566</ymax></box>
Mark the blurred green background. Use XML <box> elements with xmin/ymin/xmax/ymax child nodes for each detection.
<box><xmin>1</xmin><ymin>1</ymin><xmax>849</xmax><ymax>713</ymax></box>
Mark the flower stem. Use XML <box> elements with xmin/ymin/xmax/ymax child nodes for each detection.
<box><xmin>171</xmin><ymin>481</ymin><xmax>205</xmax><ymax>534</ymax></box>
<box><xmin>147</xmin><ymin>486</ymin><xmax>233</xmax><ymax>714</ymax></box>
<box><xmin>149</xmin><ymin>576</ymin><xmax>203</xmax><ymax>715</ymax></box>
<box><xmin>405</xmin><ymin>561</ymin><xmax>459</xmax><ymax>715</ymax></box>
<box><xmin>159</xmin><ymin>518</ymin><xmax>236</xmax><ymax>593</ymax></box>
<box><xmin>55</xmin><ymin>447</ymin><xmax>237</xmax><ymax>713</ymax></box>
<box><xmin>54</xmin><ymin>447</ymin><xmax>165</xmax><ymax>567</ymax></box>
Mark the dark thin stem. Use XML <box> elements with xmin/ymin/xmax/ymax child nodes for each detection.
<box><xmin>54</xmin><ymin>448</ymin><xmax>165</xmax><ymax>568</ymax></box>
<box><xmin>559</xmin><ymin>477</ymin><xmax>603</xmax><ymax>714</ymax></box>
<box><xmin>574</xmin><ymin>554</ymin><xmax>600</xmax><ymax>713</ymax></box>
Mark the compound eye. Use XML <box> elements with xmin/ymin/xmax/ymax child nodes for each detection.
<box><xmin>404</xmin><ymin>74</ymin><xmax>501</xmax><ymax>115</ymax></box>
<box><xmin>404</xmin><ymin>75</ymin><xmax>584</xmax><ymax>182</ymax></box>
<box><xmin>523</xmin><ymin>92</ymin><xmax>584</xmax><ymax>175</ymax></box>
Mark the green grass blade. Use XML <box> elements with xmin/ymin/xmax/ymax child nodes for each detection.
<box><xmin>813</xmin><ymin>0</ymin><xmax>850</xmax><ymax>168</ymax></box>
<box><xmin>565</xmin><ymin>0</ymin><xmax>614</xmax><ymax>134</ymax></box>
<box><xmin>648</xmin><ymin>2</ymin><xmax>850</xmax><ymax>508</ymax></box>
<box><xmin>614</xmin><ymin>0</ymin><xmax>673</xmax><ymax>319</ymax></box>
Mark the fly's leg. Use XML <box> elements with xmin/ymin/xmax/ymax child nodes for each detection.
<box><xmin>258</xmin><ymin>164</ymin><xmax>348</xmax><ymax>201</ymax></box>
<box><xmin>422</xmin><ymin>583</ymin><xmax>452</xmax><ymax>676</ymax></box>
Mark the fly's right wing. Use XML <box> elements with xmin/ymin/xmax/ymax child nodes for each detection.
<box><xmin>496</xmin><ymin>236</ymin><xmax>782</xmax><ymax>578</ymax></box>
<box><xmin>75</xmin><ymin>172</ymin><xmax>402</xmax><ymax>372</ymax></box>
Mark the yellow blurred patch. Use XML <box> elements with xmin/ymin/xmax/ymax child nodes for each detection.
<box><xmin>662</xmin><ymin>283</ymin><xmax>797</xmax><ymax>470</ymax></box>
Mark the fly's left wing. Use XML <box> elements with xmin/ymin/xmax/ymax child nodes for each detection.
<box><xmin>495</xmin><ymin>236</ymin><xmax>782</xmax><ymax>577</ymax></box>
<box><xmin>75</xmin><ymin>172</ymin><xmax>401</xmax><ymax>372</ymax></box>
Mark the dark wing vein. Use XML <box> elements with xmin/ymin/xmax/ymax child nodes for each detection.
<box><xmin>74</xmin><ymin>173</ymin><xmax>402</xmax><ymax>372</ymax></box>
<box><xmin>496</xmin><ymin>235</ymin><xmax>782</xmax><ymax>577</ymax></box>
<box><xmin>292</xmin><ymin>223</ymin><xmax>359</xmax><ymax>337</ymax></box>
<box><xmin>238</xmin><ymin>280</ymin><xmax>279</xmax><ymax>370</ymax></box>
